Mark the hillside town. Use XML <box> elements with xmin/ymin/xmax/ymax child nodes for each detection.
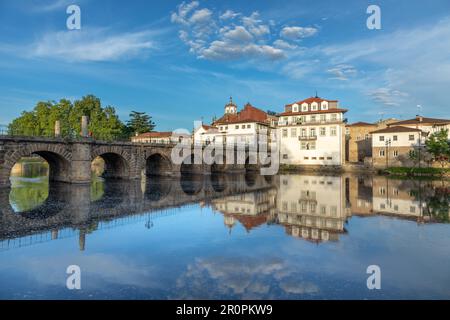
<box><xmin>131</xmin><ymin>96</ymin><xmax>450</xmax><ymax>169</ymax></box>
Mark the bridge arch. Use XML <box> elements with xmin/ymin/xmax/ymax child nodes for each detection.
<box><xmin>146</xmin><ymin>153</ymin><xmax>172</xmax><ymax>176</ymax></box>
<box><xmin>91</xmin><ymin>146</ymin><xmax>132</xmax><ymax>180</ymax></box>
<box><xmin>2</xmin><ymin>144</ymin><xmax>71</xmax><ymax>184</ymax></box>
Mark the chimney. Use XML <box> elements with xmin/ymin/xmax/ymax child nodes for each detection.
<box><xmin>416</xmin><ymin>115</ymin><xmax>423</xmax><ymax>123</ymax></box>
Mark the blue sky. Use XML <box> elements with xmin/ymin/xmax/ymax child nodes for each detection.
<box><xmin>0</xmin><ymin>0</ymin><xmax>449</xmax><ymax>131</ymax></box>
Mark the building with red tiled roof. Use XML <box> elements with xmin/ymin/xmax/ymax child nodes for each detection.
<box><xmin>194</xmin><ymin>97</ymin><xmax>276</xmax><ymax>146</ymax></box>
<box><xmin>277</xmin><ymin>96</ymin><xmax>347</xmax><ymax>166</ymax></box>
<box><xmin>370</xmin><ymin>115</ymin><xmax>450</xmax><ymax>168</ymax></box>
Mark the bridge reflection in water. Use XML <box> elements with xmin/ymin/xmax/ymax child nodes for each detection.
<box><xmin>0</xmin><ymin>170</ymin><xmax>448</xmax><ymax>252</ymax></box>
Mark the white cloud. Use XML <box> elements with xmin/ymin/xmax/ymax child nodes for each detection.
<box><xmin>200</xmin><ymin>41</ymin><xmax>285</xmax><ymax>61</ymax></box>
<box><xmin>189</xmin><ymin>8</ymin><xmax>213</xmax><ymax>24</ymax></box>
<box><xmin>220</xmin><ymin>10</ymin><xmax>240</xmax><ymax>20</ymax></box>
<box><xmin>171</xmin><ymin>1</ymin><xmax>200</xmax><ymax>25</ymax></box>
<box><xmin>280</xmin><ymin>26</ymin><xmax>318</xmax><ymax>41</ymax></box>
<box><xmin>26</xmin><ymin>0</ymin><xmax>76</xmax><ymax>12</ymax></box>
<box><xmin>369</xmin><ymin>88</ymin><xmax>409</xmax><ymax>106</ymax></box>
<box><xmin>172</xmin><ymin>3</ymin><xmax>284</xmax><ymax>61</ymax></box>
<box><xmin>273</xmin><ymin>39</ymin><xmax>297</xmax><ymax>50</ymax></box>
<box><xmin>327</xmin><ymin>64</ymin><xmax>357</xmax><ymax>81</ymax></box>
<box><xmin>223</xmin><ymin>26</ymin><xmax>254</xmax><ymax>43</ymax></box>
<box><xmin>30</xmin><ymin>28</ymin><xmax>154</xmax><ymax>62</ymax></box>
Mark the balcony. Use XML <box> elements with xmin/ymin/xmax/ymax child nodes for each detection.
<box><xmin>299</xmin><ymin>135</ymin><xmax>317</xmax><ymax>141</ymax></box>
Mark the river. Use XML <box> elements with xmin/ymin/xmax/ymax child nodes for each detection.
<box><xmin>0</xmin><ymin>161</ymin><xmax>449</xmax><ymax>299</ymax></box>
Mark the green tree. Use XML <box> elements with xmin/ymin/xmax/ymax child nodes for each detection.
<box><xmin>8</xmin><ymin>94</ymin><xmax>130</xmax><ymax>140</ymax></box>
<box><xmin>425</xmin><ymin>129</ymin><xmax>450</xmax><ymax>169</ymax></box>
<box><xmin>127</xmin><ymin>111</ymin><xmax>155</xmax><ymax>135</ymax></box>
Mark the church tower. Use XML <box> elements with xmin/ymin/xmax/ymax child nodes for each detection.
<box><xmin>224</xmin><ymin>96</ymin><xmax>237</xmax><ymax>115</ymax></box>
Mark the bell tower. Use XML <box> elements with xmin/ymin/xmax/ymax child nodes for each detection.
<box><xmin>224</xmin><ymin>96</ymin><xmax>237</xmax><ymax>115</ymax></box>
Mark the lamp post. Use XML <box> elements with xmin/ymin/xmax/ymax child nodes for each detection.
<box><xmin>385</xmin><ymin>138</ymin><xmax>391</xmax><ymax>169</ymax></box>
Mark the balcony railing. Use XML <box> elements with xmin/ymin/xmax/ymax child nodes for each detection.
<box><xmin>298</xmin><ymin>135</ymin><xmax>317</xmax><ymax>141</ymax></box>
<box><xmin>278</xmin><ymin>119</ymin><xmax>342</xmax><ymax>126</ymax></box>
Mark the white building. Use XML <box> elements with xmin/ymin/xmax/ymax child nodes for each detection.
<box><xmin>194</xmin><ymin>97</ymin><xmax>275</xmax><ymax>147</ymax></box>
<box><xmin>277</xmin><ymin>96</ymin><xmax>347</xmax><ymax>166</ymax></box>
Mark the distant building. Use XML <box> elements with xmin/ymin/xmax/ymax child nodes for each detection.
<box><xmin>370</xmin><ymin>116</ymin><xmax>450</xmax><ymax>168</ymax></box>
<box><xmin>131</xmin><ymin>131</ymin><xmax>190</xmax><ymax>144</ymax></box>
<box><xmin>277</xmin><ymin>96</ymin><xmax>347</xmax><ymax>166</ymax></box>
<box><xmin>345</xmin><ymin>122</ymin><xmax>377</xmax><ymax>163</ymax></box>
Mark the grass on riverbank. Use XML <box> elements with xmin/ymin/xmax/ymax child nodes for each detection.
<box><xmin>382</xmin><ymin>167</ymin><xmax>450</xmax><ymax>177</ymax></box>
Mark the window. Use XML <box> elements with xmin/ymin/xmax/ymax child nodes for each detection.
<box><xmin>304</xmin><ymin>157</ymin><xmax>309</xmax><ymax>160</ymax></box>
<box><xmin>301</xmin><ymin>128</ymin><xmax>307</xmax><ymax>137</ymax></box>
<box><xmin>225</xmin><ymin>126</ymin><xmax>228</xmax><ymax>130</ymax></box>
<box><xmin>283</xmin><ymin>154</ymin><xmax>288</xmax><ymax>159</ymax></box>
<box><xmin>320</xmin><ymin>114</ymin><xmax>326</xmax><ymax>122</ymax></box>
<box><xmin>242</xmin><ymin>125</ymin><xmax>245</xmax><ymax>129</ymax></box>
<box><xmin>301</xmin><ymin>141</ymin><xmax>315</xmax><ymax>150</ymax></box>
<box><xmin>247</xmin><ymin>124</ymin><xmax>251</xmax><ymax>129</ymax></box>
<box><xmin>310</xmin><ymin>115</ymin><xmax>317</xmax><ymax>122</ymax></box>
<box><xmin>282</xmin><ymin>129</ymin><xmax>288</xmax><ymax>137</ymax></box>
<box><xmin>293</xmin><ymin>105</ymin><xmax>298</xmax><ymax>112</ymax></box>
<box><xmin>330</xmin><ymin>127</ymin><xmax>337</xmax><ymax>136</ymax></box>
<box><xmin>365</xmin><ymin>134</ymin><xmax>369</xmax><ymax>140</ymax></box>
<box><xmin>393</xmin><ymin>150</ymin><xmax>399</xmax><ymax>157</ymax></box>
<box><xmin>291</xmin><ymin>128</ymin><xmax>297</xmax><ymax>137</ymax></box>
<box><xmin>320</xmin><ymin>127</ymin><xmax>326</xmax><ymax>136</ymax></box>
<box><xmin>310</xmin><ymin>128</ymin><xmax>316</xmax><ymax>137</ymax></box>
<box><xmin>327</xmin><ymin>157</ymin><xmax>333</xmax><ymax>160</ymax></box>
<box><xmin>409</xmin><ymin>134</ymin><xmax>415</xmax><ymax>141</ymax></box>
<box><xmin>379</xmin><ymin>149</ymin><xmax>385</xmax><ymax>157</ymax></box>
<box><xmin>311</xmin><ymin>103</ymin><xmax>318</xmax><ymax>111</ymax></box>
<box><xmin>331</xmin><ymin>114</ymin><xmax>337</xmax><ymax>121</ymax></box>
<box><xmin>393</xmin><ymin>135</ymin><xmax>398</xmax><ymax>141</ymax></box>
<box><xmin>321</xmin><ymin>102</ymin><xmax>328</xmax><ymax>110</ymax></box>
<box><xmin>235</xmin><ymin>125</ymin><xmax>239</xmax><ymax>129</ymax></box>
<box><xmin>220</xmin><ymin>126</ymin><xmax>223</xmax><ymax>130</ymax></box>
<box><xmin>302</xmin><ymin>104</ymin><xmax>308</xmax><ymax>112</ymax></box>
<box><xmin>319</xmin><ymin>157</ymin><xmax>325</xmax><ymax>160</ymax></box>
<box><xmin>312</xmin><ymin>157</ymin><xmax>317</xmax><ymax>160</ymax></box>
<box><xmin>379</xmin><ymin>136</ymin><xmax>385</xmax><ymax>142</ymax></box>
<box><xmin>301</xmin><ymin>142</ymin><xmax>307</xmax><ymax>150</ymax></box>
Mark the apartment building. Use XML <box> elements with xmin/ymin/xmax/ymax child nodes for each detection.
<box><xmin>277</xmin><ymin>96</ymin><xmax>347</xmax><ymax>166</ymax></box>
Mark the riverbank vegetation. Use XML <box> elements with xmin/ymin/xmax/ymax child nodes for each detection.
<box><xmin>8</xmin><ymin>94</ymin><xmax>155</xmax><ymax>140</ymax></box>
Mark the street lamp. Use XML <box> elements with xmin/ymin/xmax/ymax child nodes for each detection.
<box><xmin>385</xmin><ymin>138</ymin><xmax>391</xmax><ymax>169</ymax></box>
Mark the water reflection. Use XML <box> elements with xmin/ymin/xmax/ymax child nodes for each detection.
<box><xmin>0</xmin><ymin>167</ymin><xmax>449</xmax><ymax>299</ymax></box>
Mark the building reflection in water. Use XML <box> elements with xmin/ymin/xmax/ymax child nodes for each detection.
<box><xmin>0</xmin><ymin>172</ymin><xmax>449</xmax><ymax>251</ymax></box>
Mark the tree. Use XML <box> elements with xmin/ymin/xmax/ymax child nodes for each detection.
<box><xmin>425</xmin><ymin>129</ymin><xmax>450</xmax><ymax>169</ymax></box>
<box><xmin>8</xmin><ymin>95</ymin><xmax>129</xmax><ymax>140</ymax></box>
<box><xmin>127</xmin><ymin>111</ymin><xmax>155</xmax><ymax>135</ymax></box>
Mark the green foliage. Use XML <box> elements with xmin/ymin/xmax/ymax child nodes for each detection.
<box><xmin>425</xmin><ymin>129</ymin><xmax>450</xmax><ymax>168</ymax></box>
<box><xmin>126</xmin><ymin>111</ymin><xmax>155</xmax><ymax>135</ymax></box>
<box><xmin>385</xmin><ymin>166</ymin><xmax>450</xmax><ymax>176</ymax></box>
<box><xmin>8</xmin><ymin>95</ymin><xmax>133</xmax><ymax>141</ymax></box>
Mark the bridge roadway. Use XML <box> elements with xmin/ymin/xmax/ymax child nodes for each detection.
<box><xmin>0</xmin><ymin>136</ymin><xmax>267</xmax><ymax>187</ymax></box>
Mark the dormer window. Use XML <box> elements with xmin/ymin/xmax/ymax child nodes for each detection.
<box><xmin>321</xmin><ymin>101</ymin><xmax>328</xmax><ymax>110</ymax></box>
<box><xmin>311</xmin><ymin>102</ymin><xmax>318</xmax><ymax>111</ymax></box>
<box><xmin>292</xmin><ymin>104</ymin><xmax>299</xmax><ymax>112</ymax></box>
<box><xmin>301</xmin><ymin>103</ymin><xmax>308</xmax><ymax>112</ymax></box>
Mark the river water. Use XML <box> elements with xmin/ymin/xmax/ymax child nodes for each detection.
<box><xmin>0</xmin><ymin>161</ymin><xmax>449</xmax><ymax>299</ymax></box>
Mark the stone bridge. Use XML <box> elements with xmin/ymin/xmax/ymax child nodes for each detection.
<box><xmin>0</xmin><ymin>136</ymin><xmax>269</xmax><ymax>187</ymax></box>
